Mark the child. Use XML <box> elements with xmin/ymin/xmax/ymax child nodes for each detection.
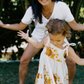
<box><xmin>18</xmin><ymin>19</ymin><xmax>84</xmax><ymax>84</ymax></box>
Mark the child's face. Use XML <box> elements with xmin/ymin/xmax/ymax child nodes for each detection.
<box><xmin>49</xmin><ymin>33</ymin><xmax>66</xmax><ymax>47</ymax></box>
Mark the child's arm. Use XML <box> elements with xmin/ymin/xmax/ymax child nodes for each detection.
<box><xmin>68</xmin><ymin>46</ymin><xmax>84</xmax><ymax>65</ymax></box>
<box><xmin>17</xmin><ymin>30</ymin><xmax>44</xmax><ymax>48</ymax></box>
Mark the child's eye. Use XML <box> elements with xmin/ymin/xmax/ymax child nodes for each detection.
<box><xmin>50</xmin><ymin>40</ymin><xmax>53</xmax><ymax>42</ymax></box>
<box><xmin>57</xmin><ymin>40</ymin><xmax>61</xmax><ymax>42</ymax></box>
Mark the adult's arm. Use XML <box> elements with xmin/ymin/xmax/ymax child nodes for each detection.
<box><xmin>0</xmin><ymin>20</ymin><xmax>28</xmax><ymax>31</ymax></box>
<box><xmin>60</xmin><ymin>2</ymin><xmax>84</xmax><ymax>31</ymax></box>
<box><xmin>68</xmin><ymin>20</ymin><xmax>84</xmax><ymax>31</ymax></box>
<box><xmin>0</xmin><ymin>6</ymin><xmax>33</xmax><ymax>31</ymax></box>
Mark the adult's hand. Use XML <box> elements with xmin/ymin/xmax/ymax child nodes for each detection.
<box><xmin>0</xmin><ymin>20</ymin><xmax>4</xmax><ymax>27</ymax></box>
<box><xmin>0</xmin><ymin>21</ymin><xmax>28</xmax><ymax>31</ymax></box>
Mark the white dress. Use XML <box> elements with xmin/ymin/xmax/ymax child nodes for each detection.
<box><xmin>35</xmin><ymin>39</ymin><xmax>76</xmax><ymax>84</ymax></box>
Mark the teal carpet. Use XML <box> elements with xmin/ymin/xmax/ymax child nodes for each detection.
<box><xmin>0</xmin><ymin>61</ymin><xmax>84</xmax><ymax>84</ymax></box>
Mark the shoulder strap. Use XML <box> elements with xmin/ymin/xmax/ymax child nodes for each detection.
<box><xmin>63</xmin><ymin>43</ymin><xmax>76</xmax><ymax>56</ymax></box>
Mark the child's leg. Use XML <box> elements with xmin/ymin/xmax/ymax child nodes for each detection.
<box><xmin>66</xmin><ymin>55</ymin><xmax>76</xmax><ymax>84</ymax></box>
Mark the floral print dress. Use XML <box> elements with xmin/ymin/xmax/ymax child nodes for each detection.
<box><xmin>35</xmin><ymin>39</ymin><xmax>75</xmax><ymax>84</ymax></box>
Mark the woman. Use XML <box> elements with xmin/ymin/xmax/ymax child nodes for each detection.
<box><xmin>0</xmin><ymin>0</ymin><xmax>84</xmax><ymax>84</ymax></box>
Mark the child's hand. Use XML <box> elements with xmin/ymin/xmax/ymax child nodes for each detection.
<box><xmin>17</xmin><ymin>30</ymin><xmax>29</xmax><ymax>40</ymax></box>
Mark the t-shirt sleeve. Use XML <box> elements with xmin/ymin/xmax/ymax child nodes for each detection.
<box><xmin>60</xmin><ymin>2</ymin><xmax>74</xmax><ymax>22</ymax></box>
<box><xmin>21</xmin><ymin>6</ymin><xmax>33</xmax><ymax>24</ymax></box>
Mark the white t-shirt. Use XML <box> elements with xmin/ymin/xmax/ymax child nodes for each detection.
<box><xmin>21</xmin><ymin>1</ymin><xmax>74</xmax><ymax>42</ymax></box>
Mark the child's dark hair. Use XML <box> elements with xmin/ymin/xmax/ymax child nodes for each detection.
<box><xmin>46</xmin><ymin>19</ymin><xmax>71</xmax><ymax>39</ymax></box>
<box><xmin>31</xmin><ymin>0</ymin><xmax>61</xmax><ymax>23</ymax></box>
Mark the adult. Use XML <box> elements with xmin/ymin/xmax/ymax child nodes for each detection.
<box><xmin>0</xmin><ymin>0</ymin><xmax>84</xmax><ymax>84</ymax></box>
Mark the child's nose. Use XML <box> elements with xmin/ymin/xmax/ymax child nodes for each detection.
<box><xmin>53</xmin><ymin>41</ymin><xmax>56</xmax><ymax>45</ymax></box>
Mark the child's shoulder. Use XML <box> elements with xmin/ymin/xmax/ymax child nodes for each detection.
<box><xmin>68</xmin><ymin>46</ymin><xmax>74</xmax><ymax>53</ymax></box>
<box><xmin>42</xmin><ymin>36</ymin><xmax>49</xmax><ymax>45</ymax></box>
